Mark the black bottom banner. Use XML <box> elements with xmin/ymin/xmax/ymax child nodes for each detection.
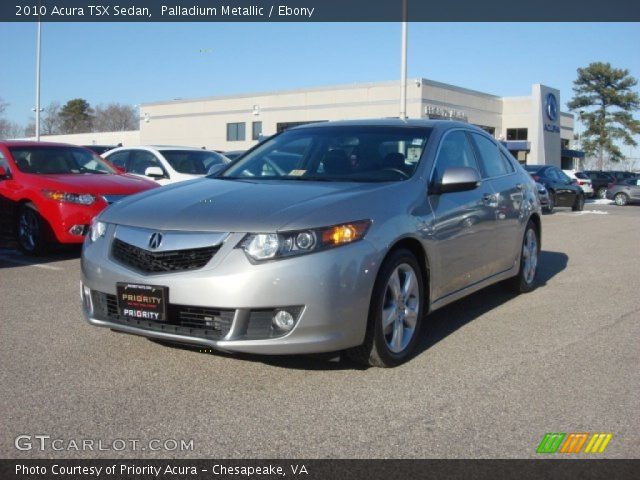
<box><xmin>1</xmin><ymin>459</ymin><xmax>639</xmax><ymax>480</ymax></box>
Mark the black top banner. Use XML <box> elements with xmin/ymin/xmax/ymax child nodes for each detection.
<box><xmin>3</xmin><ymin>0</ymin><xmax>640</xmax><ymax>22</ymax></box>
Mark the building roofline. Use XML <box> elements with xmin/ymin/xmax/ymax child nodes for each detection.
<box><xmin>141</xmin><ymin>77</ymin><xmax>508</xmax><ymax>108</ymax></box>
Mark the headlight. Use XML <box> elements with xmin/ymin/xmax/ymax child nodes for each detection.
<box><xmin>88</xmin><ymin>218</ymin><xmax>107</xmax><ymax>242</ymax></box>
<box><xmin>239</xmin><ymin>220</ymin><xmax>371</xmax><ymax>261</ymax></box>
<box><xmin>42</xmin><ymin>190</ymin><xmax>96</xmax><ymax>205</ymax></box>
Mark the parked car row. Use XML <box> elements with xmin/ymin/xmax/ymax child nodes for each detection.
<box><xmin>582</xmin><ymin>170</ymin><xmax>639</xmax><ymax>199</ymax></box>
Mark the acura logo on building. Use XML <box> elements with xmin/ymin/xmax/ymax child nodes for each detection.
<box><xmin>148</xmin><ymin>232</ymin><xmax>163</xmax><ymax>249</ymax></box>
<box><xmin>545</xmin><ymin>93</ymin><xmax>558</xmax><ymax>122</ymax></box>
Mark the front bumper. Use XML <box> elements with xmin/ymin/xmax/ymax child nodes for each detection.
<box><xmin>81</xmin><ymin>228</ymin><xmax>380</xmax><ymax>355</ymax></box>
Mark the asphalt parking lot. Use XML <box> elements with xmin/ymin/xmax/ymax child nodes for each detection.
<box><xmin>1</xmin><ymin>203</ymin><xmax>639</xmax><ymax>459</ymax></box>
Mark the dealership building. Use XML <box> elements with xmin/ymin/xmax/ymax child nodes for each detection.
<box><xmin>39</xmin><ymin>78</ymin><xmax>582</xmax><ymax>168</ymax></box>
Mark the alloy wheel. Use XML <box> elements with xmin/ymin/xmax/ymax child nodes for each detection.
<box><xmin>381</xmin><ymin>263</ymin><xmax>420</xmax><ymax>354</ymax></box>
<box><xmin>615</xmin><ymin>193</ymin><xmax>628</xmax><ymax>206</ymax></box>
<box><xmin>18</xmin><ymin>208</ymin><xmax>39</xmax><ymax>252</ymax></box>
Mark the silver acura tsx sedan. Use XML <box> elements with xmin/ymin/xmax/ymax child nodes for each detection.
<box><xmin>81</xmin><ymin>119</ymin><xmax>541</xmax><ymax>367</ymax></box>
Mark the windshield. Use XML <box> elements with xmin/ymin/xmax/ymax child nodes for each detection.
<box><xmin>221</xmin><ymin>126</ymin><xmax>432</xmax><ymax>182</ymax></box>
<box><xmin>162</xmin><ymin>150</ymin><xmax>229</xmax><ymax>174</ymax></box>
<box><xmin>9</xmin><ymin>146</ymin><xmax>116</xmax><ymax>175</ymax></box>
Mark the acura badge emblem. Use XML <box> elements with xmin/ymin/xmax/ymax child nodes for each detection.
<box><xmin>148</xmin><ymin>232</ymin><xmax>163</xmax><ymax>249</ymax></box>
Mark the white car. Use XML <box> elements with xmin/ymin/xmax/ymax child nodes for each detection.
<box><xmin>563</xmin><ymin>170</ymin><xmax>594</xmax><ymax>197</ymax></box>
<box><xmin>103</xmin><ymin>146</ymin><xmax>230</xmax><ymax>185</ymax></box>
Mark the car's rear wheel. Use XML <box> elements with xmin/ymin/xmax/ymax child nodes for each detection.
<box><xmin>347</xmin><ymin>248</ymin><xmax>424</xmax><ymax>368</ymax></box>
<box><xmin>505</xmin><ymin>220</ymin><xmax>539</xmax><ymax>294</ymax></box>
<box><xmin>572</xmin><ymin>193</ymin><xmax>585</xmax><ymax>211</ymax></box>
<box><xmin>17</xmin><ymin>203</ymin><xmax>50</xmax><ymax>255</ymax></box>
<box><xmin>614</xmin><ymin>192</ymin><xmax>629</xmax><ymax>206</ymax></box>
<box><xmin>597</xmin><ymin>187</ymin><xmax>607</xmax><ymax>199</ymax></box>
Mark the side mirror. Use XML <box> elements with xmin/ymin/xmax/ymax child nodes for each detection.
<box><xmin>0</xmin><ymin>165</ymin><xmax>9</xmax><ymax>180</ymax></box>
<box><xmin>207</xmin><ymin>163</ymin><xmax>226</xmax><ymax>177</ymax></box>
<box><xmin>144</xmin><ymin>166</ymin><xmax>165</xmax><ymax>179</ymax></box>
<box><xmin>433</xmin><ymin>167</ymin><xmax>481</xmax><ymax>194</ymax></box>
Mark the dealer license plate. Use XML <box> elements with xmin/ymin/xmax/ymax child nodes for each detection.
<box><xmin>116</xmin><ymin>283</ymin><xmax>168</xmax><ymax>322</ymax></box>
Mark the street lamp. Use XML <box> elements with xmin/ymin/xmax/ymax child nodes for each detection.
<box><xmin>34</xmin><ymin>19</ymin><xmax>42</xmax><ymax>141</ymax></box>
<box><xmin>399</xmin><ymin>0</ymin><xmax>408</xmax><ymax>120</ymax></box>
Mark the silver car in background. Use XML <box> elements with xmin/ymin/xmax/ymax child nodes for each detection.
<box><xmin>81</xmin><ymin>120</ymin><xmax>541</xmax><ymax>367</ymax></box>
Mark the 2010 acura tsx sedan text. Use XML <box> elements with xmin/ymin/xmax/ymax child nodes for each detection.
<box><xmin>81</xmin><ymin>120</ymin><xmax>542</xmax><ymax>367</ymax></box>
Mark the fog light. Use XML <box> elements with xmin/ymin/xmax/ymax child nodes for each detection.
<box><xmin>273</xmin><ymin>309</ymin><xmax>295</xmax><ymax>332</ymax></box>
<box><xmin>81</xmin><ymin>284</ymin><xmax>93</xmax><ymax>313</ymax></box>
<box><xmin>69</xmin><ymin>224</ymin><xmax>88</xmax><ymax>236</ymax></box>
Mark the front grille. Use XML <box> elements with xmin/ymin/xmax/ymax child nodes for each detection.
<box><xmin>92</xmin><ymin>291</ymin><xmax>234</xmax><ymax>340</ymax></box>
<box><xmin>111</xmin><ymin>238</ymin><xmax>219</xmax><ymax>273</ymax></box>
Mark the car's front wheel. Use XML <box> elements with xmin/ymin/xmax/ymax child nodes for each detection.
<box><xmin>17</xmin><ymin>203</ymin><xmax>50</xmax><ymax>255</ymax></box>
<box><xmin>543</xmin><ymin>192</ymin><xmax>555</xmax><ymax>214</ymax></box>
<box><xmin>505</xmin><ymin>219</ymin><xmax>539</xmax><ymax>294</ymax></box>
<box><xmin>614</xmin><ymin>192</ymin><xmax>629</xmax><ymax>206</ymax></box>
<box><xmin>347</xmin><ymin>248</ymin><xmax>424</xmax><ymax>368</ymax></box>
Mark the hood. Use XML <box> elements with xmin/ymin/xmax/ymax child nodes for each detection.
<box><xmin>33</xmin><ymin>173</ymin><xmax>157</xmax><ymax>194</ymax></box>
<box><xmin>100</xmin><ymin>177</ymin><xmax>407</xmax><ymax>232</ymax></box>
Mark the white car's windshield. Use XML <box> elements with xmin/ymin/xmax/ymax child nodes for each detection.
<box><xmin>162</xmin><ymin>150</ymin><xmax>228</xmax><ymax>175</ymax></box>
<box><xmin>221</xmin><ymin>126</ymin><xmax>432</xmax><ymax>182</ymax></box>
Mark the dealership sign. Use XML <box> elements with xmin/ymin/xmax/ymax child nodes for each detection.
<box><xmin>543</xmin><ymin>93</ymin><xmax>560</xmax><ymax>133</ymax></box>
<box><xmin>424</xmin><ymin>105</ymin><xmax>468</xmax><ymax>121</ymax></box>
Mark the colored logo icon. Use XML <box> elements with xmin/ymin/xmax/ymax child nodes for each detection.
<box><xmin>537</xmin><ymin>433</ymin><xmax>613</xmax><ymax>454</ymax></box>
<box><xmin>545</xmin><ymin>93</ymin><xmax>558</xmax><ymax>121</ymax></box>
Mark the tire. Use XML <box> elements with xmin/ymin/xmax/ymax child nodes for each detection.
<box><xmin>597</xmin><ymin>187</ymin><xmax>607</xmax><ymax>199</ymax></box>
<box><xmin>505</xmin><ymin>220</ymin><xmax>539</xmax><ymax>294</ymax></box>
<box><xmin>16</xmin><ymin>203</ymin><xmax>50</xmax><ymax>255</ymax></box>
<box><xmin>614</xmin><ymin>192</ymin><xmax>629</xmax><ymax>206</ymax></box>
<box><xmin>572</xmin><ymin>193</ymin><xmax>585</xmax><ymax>212</ymax></box>
<box><xmin>346</xmin><ymin>248</ymin><xmax>425</xmax><ymax>368</ymax></box>
<box><xmin>543</xmin><ymin>192</ymin><xmax>555</xmax><ymax>214</ymax></box>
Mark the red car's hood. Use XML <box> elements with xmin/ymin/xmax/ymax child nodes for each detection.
<box><xmin>34</xmin><ymin>173</ymin><xmax>157</xmax><ymax>194</ymax></box>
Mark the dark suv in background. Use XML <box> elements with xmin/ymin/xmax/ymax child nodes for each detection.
<box><xmin>525</xmin><ymin>165</ymin><xmax>585</xmax><ymax>212</ymax></box>
<box><xmin>583</xmin><ymin>171</ymin><xmax>616</xmax><ymax>199</ymax></box>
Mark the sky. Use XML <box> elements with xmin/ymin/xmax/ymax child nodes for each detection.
<box><xmin>1</xmin><ymin>22</ymin><xmax>639</xmax><ymax>151</ymax></box>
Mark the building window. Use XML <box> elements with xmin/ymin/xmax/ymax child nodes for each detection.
<box><xmin>561</xmin><ymin>138</ymin><xmax>570</xmax><ymax>149</ymax></box>
<box><xmin>227</xmin><ymin>123</ymin><xmax>246</xmax><ymax>141</ymax></box>
<box><xmin>474</xmin><ymin>125</ymin><xmax>496</xmax><ymax>136</ymax></box>
<box><xmin>506</xmin><ymin>128</ymin><xmax>528</xmax><ymax>141</ymax></box>
<box><xmin>252</xmin><ymin>121</ymin><xmax>262</xmax><ymax>141</ymax></box>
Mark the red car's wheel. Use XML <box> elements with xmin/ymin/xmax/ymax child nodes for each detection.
<box><xmin>17</xmin><ymin>203</ymin><xmax>50</xmax><ymax>255</ymax></box>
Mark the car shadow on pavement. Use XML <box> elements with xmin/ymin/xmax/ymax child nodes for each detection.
<box><xmin>157</xmin><ymin>250</ymin><xmax>569</xmax><ymax>371</ymax></box>
<box><xmin>413</xmin><ymin>250</ymin><xmax>568</xmax><ymax>359</ymax></box>
<box><xmin>0</xmin><ymin>245</ymin><xmax>82</xmax><ymax>269</ymax></box>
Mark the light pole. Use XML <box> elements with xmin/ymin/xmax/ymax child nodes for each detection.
<box><xmin>34</xmin><ymin>19</ymin><xmax>42</xmax><ymax>140</ymax></box>
<box><xmin>399</xmin><ymin>0</ymin><xmax>408</xmax><ymax>120</ymax></box>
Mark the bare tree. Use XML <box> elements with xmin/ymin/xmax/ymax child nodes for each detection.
<box><xmin>93</xmin><ymin>103</ymin><xmax>138</xmax><ymax>132</ymax></box>
<box><xmin>0</xmin><ymin>97</ymin><xmax>26</xmax><ymax>139</ymax></box>
<box><xmin>41</xmin><ymin>101</ymin><xmax>62</xmax><ymax>135</ymax></box>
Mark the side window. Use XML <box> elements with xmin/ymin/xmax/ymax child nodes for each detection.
<box><xmin>107</xmin><ymin>151</ymin><xmax>129</xmax><ymax>169</ymax></box>
<box><xmin>128</xmin><ymin>151</ymin><xmax>163</xmax><ymax>176</ymax></box>
<box><xmin>431</xmin><ymin>130</ymin><xmax>478</xmax><ymax>184</ymax></box>
<box><xmin>471</xmin><ymin>133</ymin><xmax>512</xmax><ymax>178</ymax></box>
<box><xmin>557</xmin><ymin>168</ymin><xmax>571</xmax><ymax>183</ymax></box>
<box><xmin>0</xmin><ymin>150</ymin><xmax>10</xmax><ymax>172</ymax></box>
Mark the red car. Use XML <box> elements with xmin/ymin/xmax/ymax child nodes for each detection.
<box><xmin>0</xmin><ymin>141</ymin><xmax>159</xmax><ymax>254</ymax></box>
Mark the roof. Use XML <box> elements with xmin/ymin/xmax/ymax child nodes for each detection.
<box><xmin>291</xmin><ymin>118</ymin><xmax>484</xmax><ymax>132</ymax></box>
<box><xmin>0</xmin><ymin>140</ymin><xmax>79</xmax><ymax>148</ymax></box>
